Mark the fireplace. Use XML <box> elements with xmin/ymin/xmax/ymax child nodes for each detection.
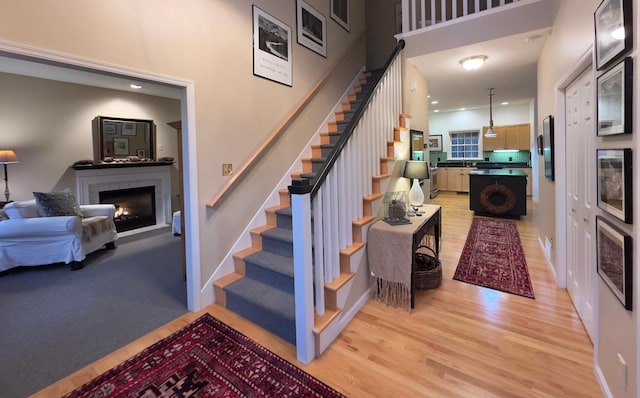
<box><xmin>99</xmin><ymin>186</ymin><xmax>157</xmax><ymax>232</ymax></box>
<box><xmin>74</xmin><ymin>164</ymin><xmax>172</xmax><ymax>235</ymax></box>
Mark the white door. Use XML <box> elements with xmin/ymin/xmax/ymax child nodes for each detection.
<box><xmin>565</xmin><ymin>66</ymin><xmax>595</xmax><ymax>341</ymax></box>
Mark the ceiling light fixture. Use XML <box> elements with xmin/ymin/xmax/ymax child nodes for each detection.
<box><xmin>459</xmin><ymin>55</ymin><xmax>487</xmax><ymax>70</ymax></box>
<box><xmin>130</xmin><ymin>83</ymin><xmax>143</xmax><ymax>89</ymax></box>
<box><xmin>485</xmin><ymin>88</ymin><xmax>497</xmax><ymax>138</ymax></box>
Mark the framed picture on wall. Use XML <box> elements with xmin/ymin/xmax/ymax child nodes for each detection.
<box><xmin>427</xmin><ymin>135</ymin><xmax>442</xmax><ymax>151</ymax></box>
<box><xmin>597</xmin><ymin>57</ymin><xmax>632</xmax><ymax>136</ymax></box>
<box><xmin>596</xmin><ymin>215</ymin><xmax>632</xmax><ymax>310</ymax></box>
<box><xmin>594</xmin><ymin>0</ymin><xmax>632</xmax><ymax>70</ymax></box>
<box><xmin>252</xmin><ymin>5</ymin><xmax>292</xmax><ymax>87</ymax></box>
<box><xmin>331</xmin><ymin>0</ymin><xmax>350</xmax><ymax>32</ymax></box>
<box><xmin>296</xmin><ymin>0</ymin><xmax>327</xmax><ymax>57</ymax></box>
<box><xmin>597</xmin><ymin>148</ymin><xmax>632</xmax><ymax>223</ymax></box>
<box><xmin>543</xmin><ymin>115</ymin><xmax>554</xmax><ymax>181</ymax></box>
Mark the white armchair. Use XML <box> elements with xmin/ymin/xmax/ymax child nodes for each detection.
<box><xmin>0</xmin><ymin>199</ymin><xmax>118</xmax><ymax>271</ymax></box>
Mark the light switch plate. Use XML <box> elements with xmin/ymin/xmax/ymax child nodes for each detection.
<box><xmin>222</xmin><ymin>164</ymin><xmax>233</xmax><ymax>176</ymax></box>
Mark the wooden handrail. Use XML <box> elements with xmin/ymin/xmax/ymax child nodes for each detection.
<box><xmin>207</xmin><ymin>32</ymin><xmax>365</xmax><ymax>208</ymax></box>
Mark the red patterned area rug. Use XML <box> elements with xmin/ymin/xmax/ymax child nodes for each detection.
<box><xmin>63</xmin><ymin>313</ymin><xmax>344</xmax><ymax>398</ymax></box>
<box><xmin>453</xmin><ymin>217</ymin><xmax>535</xmax><ymax>299</ymax></box>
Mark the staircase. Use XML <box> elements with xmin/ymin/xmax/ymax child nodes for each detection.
<box><xmin>213</xmin><ymin>69</ymin><xmax>402</xmax><ymax>349</ymax></box>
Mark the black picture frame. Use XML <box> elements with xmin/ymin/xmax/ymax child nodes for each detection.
<box><xmin>536</xmin><ymin>134</ymin><xmax>543</xmax><ymax>156</ymax></box>
<box><xmin>330</xmin><ymin>0</ymin><xmax>350</xmax><ymax>32</ymax></box>
<box><xmin>594</xmin><ymin>0</ymin><xmax>632</xmax><ymax>71</ymax></box>
<box><xmin>596</xmin><ymin>215</ymin><xmax>632</xmax><ymax>310</ymax></box>
<box><xmin>296</xmin><ymin>0</ymin><xmax>327</xmax><ymax>57</ymax></box>
<box><xmin>543</xmin><ymin>115</ymin><xmax>554</xmax><ymax>181</ymax></box>
<box><xmin>252</xmin><ymin>5</ymin><xmax>292</xmax><ymax>87</ymax></box>
<box><xmin>597</xmin><ymin>148</ymin><xmax>632</xmax><ymax>223</ymax></box>
<box><xmin>597</xmin><ymin>57</ymin><xmax>632</xmax><ymax>136</ymax></box>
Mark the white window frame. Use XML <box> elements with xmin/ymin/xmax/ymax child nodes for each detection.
<box><xmin>449</xmin><ymin>130</ymin><xmax>481</xmax><ymax>159</ymax></box>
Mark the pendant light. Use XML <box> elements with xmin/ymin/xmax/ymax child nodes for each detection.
<box><xmin>484</xmin><ymin>88</ymin><xmax>497</xmax><ymax>138</ymax></box>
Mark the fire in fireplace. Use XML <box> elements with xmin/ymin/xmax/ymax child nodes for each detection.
<box><xmin>99</xmin><ymin>186</ymin><xmax>156</xmax><ymax>232</ymax></box>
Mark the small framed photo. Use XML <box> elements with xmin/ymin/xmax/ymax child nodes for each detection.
<box><xmin>104</xmin><ymin>122</ymin><xmax>117</xmax><ymax>134</ymax></box>
<box><xmin>597</xmin><ymin>148</ymin><xmax>632</xmax><ymax>223</ymax></box>
<box><xmin>536</xmin><ymin>134</ymin><xmax>544</xmax><ymax>156</ymax></box>
<box><xmin>597</xmin><ymin>57</ymin><xmax>632</xmax><ymax>136</ymax></box>
<box><xmin>331</xmin><ymin>0</ymin><xmax>350</xmax><ymax>32</ymax></box>
<box><xmin>136</xmin><ymin>149</ymin><xmax>146</xmax><ymax>158</ymax></box>
<box><xmin>113</xmin><ymin>137</ymin><xmax>129</xmax><ymax>156</ymax></box>
<box><xmin>427</xmin><ymin>135</ymin><xmax>442</xmax><ymax>151</ymax></box>
<box><xmin>296</xmin><ymin>0</ymin><xmax>327</xmax><ymax>57</ymax></box>
<box><xmin>122</xmin><ymin>122</ymin><xmax>137</xmax><ymax>136</ymax></box>
<box><xmin>594</xmin><ymin>0</ymin><xmax>632</xmax><ymax>71</ymax></box>
<box><xmin>252</xmin><ymin>5</ymin><xmax>292</xmax><ymax>87</ymax></box>
<box><xmin>596</xmin><ymin>215</ymin><xmax>632</xmax><ymax>310</ymax></box>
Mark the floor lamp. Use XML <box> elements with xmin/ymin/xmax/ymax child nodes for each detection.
<box><xmin>403</xmin><ymin>160</ymin><xmax>429</xmax><ymax>216</ymax></box>
<box><xmin>0</xmin><ymin>149</ymin><xmax>20</xmax><ymax>202</ymax></box>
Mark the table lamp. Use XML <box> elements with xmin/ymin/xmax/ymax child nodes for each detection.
<box><xmin>0</xmin><ymin>149</ymin><xmax>20</xmax><ymax>202</ymax></box>
<box><xmin>403</xmin><ymin>160</ymin><xmax>429</xmax><ymax>215</ymax></box>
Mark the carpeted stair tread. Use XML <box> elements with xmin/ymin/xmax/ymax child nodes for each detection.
<box><xmin>261</xmin><ymin>226</ymin><xmax>293</xmax><ymax>243</ymax></box>
<box><xmin>245</xmin><ymin>250</ymin><xmax>294</xmax><ymax>279</ymax></box>
<box><xmin>224</xmin><ymin>278</ymin><xmax>295</xmax><ymax>344</ymax></box>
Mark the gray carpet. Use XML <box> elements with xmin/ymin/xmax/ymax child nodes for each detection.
<box><xmin>0</xmin><ymin>227</ymin><xmax>187</xmax><ymax>398</ymax></box>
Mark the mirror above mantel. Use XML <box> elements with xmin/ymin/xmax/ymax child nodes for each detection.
<box><xmin>92</xmin><ymin>116</ymin><xmax>156</xmax><ymax>161</ymax></box>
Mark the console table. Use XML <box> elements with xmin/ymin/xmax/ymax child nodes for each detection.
<box><xmin>368</xmin><ymin>204</ymin><xmax>441</xmax><ymax>309</ymax></box>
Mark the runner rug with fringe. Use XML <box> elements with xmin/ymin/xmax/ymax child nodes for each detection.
<box><xmin>63</xmin><ymin>313</ymin><xmax>344</xmax><ymax>398</ymax></box>
<box><xmin>453</xmin><ymin>217</ymin><xmax>535</xmax><ymax>298</ymax></box>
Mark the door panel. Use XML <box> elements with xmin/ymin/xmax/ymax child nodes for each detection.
<box><xmin>565</xmin><ymin>66</ymin><xmax>595</xmax><ymax>342</ymax></box>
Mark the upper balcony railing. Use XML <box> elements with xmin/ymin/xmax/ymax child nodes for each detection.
<box><xmin>400</xmin><ymin>0</ymin><xmax>523</xmax><ymax>33</ymax></box>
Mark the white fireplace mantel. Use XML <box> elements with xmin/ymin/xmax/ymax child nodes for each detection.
<box><xmin>74</xmin><ymin>165</ymin><xmax>172</xmax><ymax>227</ymax></box>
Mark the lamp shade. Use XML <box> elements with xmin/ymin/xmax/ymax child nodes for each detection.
<box><xmin>403</xmin><ymin>160</ymin><xmax>429</xmax><ymax>180</ymax></box>
<box><xmin>0</xmin><ymin>150</ymin><xmax>19</xmax><ymax>164</ymax></box>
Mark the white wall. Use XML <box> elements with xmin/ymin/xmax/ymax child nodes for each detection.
<box><xmin>428</xmin><ymin>102</ymin><xmax>533</xmax><ymax>150</ymax></box>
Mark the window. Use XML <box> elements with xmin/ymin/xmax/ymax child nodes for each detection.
<box><xmin>449</xmin><ymin>130</ymin><xmax>479</xmax><ymax>159</ymax></box>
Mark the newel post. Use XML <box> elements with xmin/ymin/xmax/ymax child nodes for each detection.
<box><xmin>288</xmin><ymin>179</ymin><xmax>315</xmax><ymax>364</ymax></box>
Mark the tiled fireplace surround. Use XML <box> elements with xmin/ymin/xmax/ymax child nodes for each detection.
<box><xmin>75</xmin><ymin>165</ymin><xmax>172</xmax><ymax>233</ymax></box>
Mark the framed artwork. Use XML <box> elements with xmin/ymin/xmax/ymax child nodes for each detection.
<box><xmin>136</xmin><ymin>149</ymin><xmax>146</xmax><ymax>158</ymax></box>
<box><xmin>427</xmin><ymin>135</ymin><xmax>442</xmax><ymax>151</ymax></box>
<box><xmin>296</xmin><ymin>0</ymin><xmax>326</xmax><ymax>57</ymax></box>
<box><xmin>252</xmin><ymin>5</ymin><xmax>292</xmax><ymax>87</ymax></box>
<box><xmin>597</xmin><ymin>57</ymin><xmax>632</xmax><ymax>136</ymax></box>
<box><xmin>596</xmin><ymin>215</ymin><xmax>632</xmax><ymax>310</ymax></box>
<box><xmin>597</xmin><ymin>148</ymin><xmax>632</xmax><ymax>223</ymax></box>
<box><xmin>113</xmin><ymin>137</ymin><xmax>129</xmax><ymax>156</ymax></box>
<box><xmin>122</xmin><ymin>122</ymin><xmax>137</xmax><ymax>136</ymax></box>
<box><xmin>543</xmin><ymin>115</ymin><xmax>554</xmax><ymax>181</ymax></box>
<box><xmin>594</xmin><ymin>0</ymin><xmax>632</xmax><ymax>70</ymax></box>
<box><xmin>104</xmin><ymin>122</ymin><xmax>117</xmax><ymax>134</ymax></box>
<box><xmin>536</xmin><ymin>134</ymin><xmax>543</xmax><ymax>156</ymax></box>
<box><xmin>331</xmin><ymin>0</ymin><xmax>350</xmax><ymax>32</ymax></box>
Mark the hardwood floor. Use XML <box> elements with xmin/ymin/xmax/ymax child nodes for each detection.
<box><xmin>34</xmin><ymin>192</ymin><xmax>602</xmax><ymax>398</ymax></box>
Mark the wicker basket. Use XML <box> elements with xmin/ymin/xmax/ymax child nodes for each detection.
<box><xmin>414</xmin><ymin>245</ymin><xmax>442</xmax><ymax>290</ymax></box>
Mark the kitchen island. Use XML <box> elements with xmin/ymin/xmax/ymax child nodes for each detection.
<box><xmin>469</xmin><ymin>169</ymin><xmax>527</xmax><ymax>218</ymax></box>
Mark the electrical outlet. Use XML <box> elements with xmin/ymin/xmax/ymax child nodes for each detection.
<box><xmin>617</xmin><ymin>353</ymin><xmax>627</xmax><ymax>391</ymax></box>
<box><xmin>222</xmin><ymin>164</ymin><xmax>233</xmax><ymax>176</ymax></box>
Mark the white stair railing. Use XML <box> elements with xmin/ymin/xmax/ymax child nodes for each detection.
<box><xmin>401</xmin><ymin>0</ymin><xmax>522</xmax><ymax>32</ymax></box>
<box><xmin>289</xmin><ymin>41</ymin><xmax>404</xmax><ymax>364</ymax></box>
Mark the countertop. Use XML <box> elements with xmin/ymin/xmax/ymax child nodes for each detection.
<box><xmin>469</xmin><ymin>169</ymin><xmax>528</xmax><ymax>177</ymax></box>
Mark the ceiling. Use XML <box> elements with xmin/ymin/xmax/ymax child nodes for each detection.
<box><xmin>407</xmin><ymin>27</ymin><xmax>551</xmax><ymax>114</ymax></box>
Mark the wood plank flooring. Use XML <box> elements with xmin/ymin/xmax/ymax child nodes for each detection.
<box><xmin>34</xmin><ymin>192</ymin><xmax>602</xmax><ymax>398</ymax></box>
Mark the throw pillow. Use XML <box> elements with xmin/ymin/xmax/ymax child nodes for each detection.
<box><xmin>3</xmin><ymin>199</ymin><xmax>40</xmax><ymax>219</ymax></box>
<box><xmin>33</xmin><ymin>189</ymin><xmax>83</xmax><ymax>217</ymax></box>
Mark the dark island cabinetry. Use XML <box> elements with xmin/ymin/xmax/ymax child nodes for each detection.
<box><xmin>469</xmin><ymin>169</ymin><xmax>527</xmax><ymax>218</ymax></box>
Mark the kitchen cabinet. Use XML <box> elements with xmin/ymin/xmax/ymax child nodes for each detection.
<box><xmin>446</xmin><ymin>167</ymin><xmax>470</xmax><ymax>193</ymax></box>
<box><xmin>437</xmin><ymin>167</ymin><xmax>448</xmax><ymax>191</ymax></box>
<box><xmin>483</xmin><ymin>123</ymin><xmax>530</xmax><ymax>151</ymax></box>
